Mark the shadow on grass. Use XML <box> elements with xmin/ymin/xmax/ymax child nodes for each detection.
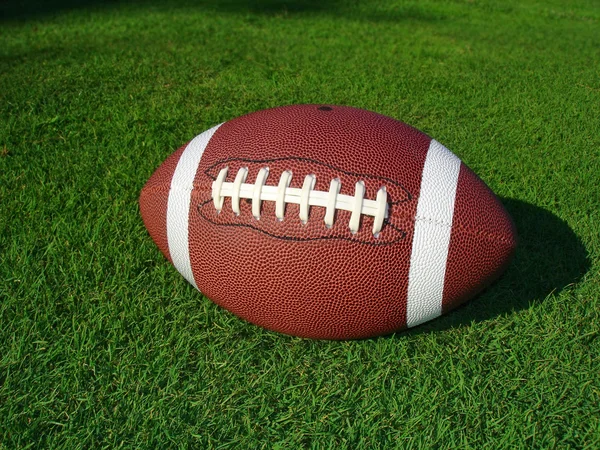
<box><xmin>1</xmin><ymin>0</ymin><xmax>441</xmax><ymax>23</ymax></box>
<box><xmin>402</xmin><ymin>198</ymin><xmax>590</xmax><ymax>336</ymax></box>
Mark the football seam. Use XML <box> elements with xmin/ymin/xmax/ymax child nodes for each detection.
<box><xmin>142</xmin><ymin>184</ymin><xmax>513</xmax><ymax>246</ymax></box>
<box><xmin>413</xmin><ymin>214</ymin><xmax>515</xmax><ymax>245</ymax></box>
<box><xmin>196</xmin><ymin>199</ymin><xmax>407</xmax><ymax>246</ymax></box>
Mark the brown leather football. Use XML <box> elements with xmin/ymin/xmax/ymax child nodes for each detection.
<box><xmin>140</xmin><ymin>105</ymin><xmax>517</xmax><ymax>339</ymax></box>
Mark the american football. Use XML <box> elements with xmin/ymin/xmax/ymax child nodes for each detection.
<box><xmin>140</xmin><ymin>104</ymin><xmax>517</xmax><ymax>339</ymax></box>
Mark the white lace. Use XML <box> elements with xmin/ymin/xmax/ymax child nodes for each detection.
<box><xmin>212</xmin><ymin>167</ymin><xmax>388</xmax><ymax>237</ymax></box>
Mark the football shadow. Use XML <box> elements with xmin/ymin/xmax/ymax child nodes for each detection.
<box><xmin>398</xmin><ymin>198</ymin><xmax>590</xmax><ymax>336</ymax></box>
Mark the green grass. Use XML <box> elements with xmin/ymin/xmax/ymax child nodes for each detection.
<box><xmin>1</xmin><ymin>0</ymin><xmax>599</xmax><ymax>448</ymax></box>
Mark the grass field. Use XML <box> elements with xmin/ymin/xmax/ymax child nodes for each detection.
<box><xmin>1</xmin><ymin>0</ymin><xmax>599</xmax><ymax>448</ymax></box>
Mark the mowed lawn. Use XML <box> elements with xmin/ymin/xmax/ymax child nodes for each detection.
<box><xmin>1</xmin><ymin>0</ymin><xmax>599</xmax><ymax>448</ymax></box>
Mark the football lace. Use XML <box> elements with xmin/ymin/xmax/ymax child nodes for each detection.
<box><xmin>211</xmin><ymin>167</ymin><xmax>389</xmax><ymax>237</ymax></box>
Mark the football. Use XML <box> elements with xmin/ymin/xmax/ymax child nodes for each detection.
<box><xmin>140</xmin><ymin>105</ymin><xmax>517</xmax><ymax>339</ymax></box>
